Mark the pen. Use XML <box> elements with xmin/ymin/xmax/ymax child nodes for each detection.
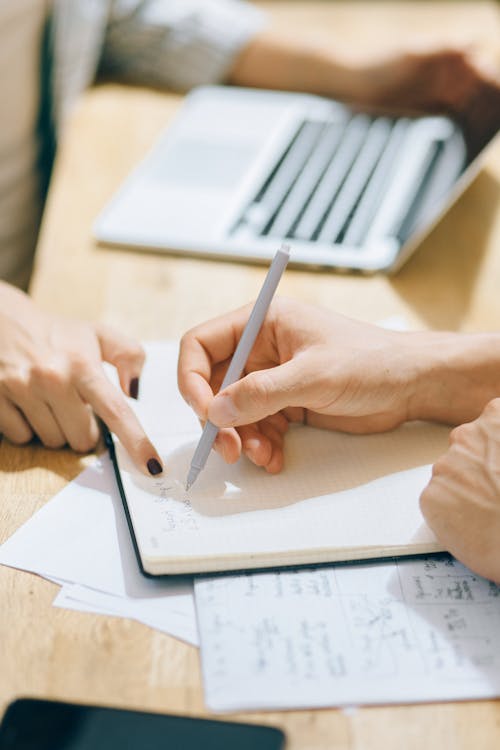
<box><xmin>185</xmin><ymin>244</ymin><xmax>290</xmax><ymax>491</ymax></box>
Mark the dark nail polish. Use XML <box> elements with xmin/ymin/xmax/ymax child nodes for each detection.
<box><xmin>147</xmin><ymin>458</ymin><xmax>162</xmax><ymax>476</ymax></box>
<box><xmin>129</xmin><ymin>377</ymin><xmax>140</xmax><ymax>400</ymax></box>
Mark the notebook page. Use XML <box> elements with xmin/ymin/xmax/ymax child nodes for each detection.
<box><xmin>116</xmin><ymin>341</ymin><xmax>451</xmax><ymax>574</ymax></box>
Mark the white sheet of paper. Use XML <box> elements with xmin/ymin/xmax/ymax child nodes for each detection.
<box><xmin>0</xmin><ymin>454</ymin><xmax>196</xmax><ymax>643</ymax></box>
<box><xmin>0</xmin><ymin>453</ymin><xmax>192</xmax><ymax>598</ymax></box>
<box><xmin>53</xmin><ymin>583</ymin><xmax>198</xmax><ymax>646</ymax></box>
<box><xmin>195</xmin><ymin>557</ymin><xmax>500</xmax><ymax>712</ymax></box>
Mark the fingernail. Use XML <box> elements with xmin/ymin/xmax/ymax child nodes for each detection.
<box><xmin>147</xmin><ymin>458</ymin><xmax>162</xmax><ymax>476</ymax></box>
<box><xmin>129</xmin><ymin>377</ymin><xmax>140</xmax><ymax>400</ymax></box>
<box><xmin>210</xmin><ymin>394</ymin><xmax>238</xmax><ymax>426</ymax></box>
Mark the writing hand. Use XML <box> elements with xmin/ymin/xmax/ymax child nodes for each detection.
<box><xmin>178</xmin><ymin>298</ymin><xmax>500</xmax><ymax>474</ymax></box>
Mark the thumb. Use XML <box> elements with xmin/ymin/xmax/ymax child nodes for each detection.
<box><xmin>208</xmin><ymin>359</ymin><xmax>309</xmax><ymax>427</ymax></box>
<box><xmin>96</xmin><ymin>323</ymin><xmax>146</xmax><ymax>399</ymax></box>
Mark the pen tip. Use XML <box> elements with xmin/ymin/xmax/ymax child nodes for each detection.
<box><xmin>185</xmin><ymin>467</ymin><xmax>198</xmax><ymax>492</ymax></box>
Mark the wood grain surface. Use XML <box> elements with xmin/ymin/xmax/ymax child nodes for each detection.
<box><xmin>1</xmin><ymin>3</ymin><xmax>499</xmax><ymax>748</ymax></box>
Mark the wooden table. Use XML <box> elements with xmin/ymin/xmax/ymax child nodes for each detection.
<box><xmin>1</xmin><ymin>2</ymin><xmax>500</xmax><ymax>748</ymax></box>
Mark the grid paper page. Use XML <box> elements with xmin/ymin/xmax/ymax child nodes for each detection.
<box><xmin>195</xmin><ymin>556</ymin><xmax>500</xmax><ymax>711</ymax></box>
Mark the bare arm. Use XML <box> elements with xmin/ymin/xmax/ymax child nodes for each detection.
<box><xmin>229</xmin><ymin>32</ymin><xmax>500</xmax><ymax>153</ymax></box>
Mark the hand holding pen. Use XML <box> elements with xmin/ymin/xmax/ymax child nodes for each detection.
<box><xmin>180</xmin><ymin>291</ymin><xmax>479</xmax><ymax>479</ymax></box>
<box><xmin>183</xmin><ymin>245</ymin><xmax>290</xmax><ymax>490</ymax></box>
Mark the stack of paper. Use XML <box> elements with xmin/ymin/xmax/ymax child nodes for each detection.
<box><xmin>0</xmin><ymin>454</ymin><xmax>198</xmax><ymax>645</ymax></box>
<box><xmin>0</xmin><ymin>341</ymin><xmax>202</xmax><ymax>644</ymax></box>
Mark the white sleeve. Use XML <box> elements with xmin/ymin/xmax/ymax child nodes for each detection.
<box><xmin>100</xmin><ymin>0</ymin><xmax>267</xmax><ymax>91</ymax></box>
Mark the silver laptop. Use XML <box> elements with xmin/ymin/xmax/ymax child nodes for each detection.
<box><xmin>94</xmin><ymin>85</ymin><xmax>496</xmax><ymax>273</ymax></box>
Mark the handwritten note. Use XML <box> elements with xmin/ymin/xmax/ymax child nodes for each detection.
<box><xmin>118</xmin><ymin>421</ymin><xmax>452</xmax><ymax>574</ymax></box>
<box><xmin>195</xmin><ymin>555</ymin><xmax>500</xmax><ymax>711</ymax></box>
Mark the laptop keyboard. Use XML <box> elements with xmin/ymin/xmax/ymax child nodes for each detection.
<box><xmin>232</xmin><ymin>114</ymin><xmax>459</xmax><ymax>250</ymax></box>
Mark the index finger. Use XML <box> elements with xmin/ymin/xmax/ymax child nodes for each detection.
<box><xmin>178</xmin><ymin>304</ymin><xmax>253</xmax><ymax>418</ymax></box>
<box><xmin>78</xmin><ymin>369</ymin><xmax>163</xmax><ymax>476</ymax></box>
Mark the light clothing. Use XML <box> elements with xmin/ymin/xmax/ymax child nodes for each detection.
<box><xmin>0</xmin><ymin>0</ymin><xmax>47</xmax><ymax>289</ymax></box>
<box><xmin>0</xmin><ymin>0</ymin><xmax>266</xmax><ymax>288</ymax></box>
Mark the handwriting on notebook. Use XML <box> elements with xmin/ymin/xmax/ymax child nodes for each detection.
<box><xmin>114</xmin><ymin>337</ymin><xmax>452</xmax><ymax>574</ymax></box>
<box><xmin>116</xmin><ymin>421</ymin><xmax>450</xmax><ymax>547</ymax></box>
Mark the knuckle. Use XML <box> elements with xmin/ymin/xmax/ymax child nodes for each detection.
<box><xmin>243</xmin><ymin>372</ymin><xmax>273</xmax><ymax>411</ymax></box>
<box><xmin>69</xmin><ymin>352</ymin><xmax>93</xmax><ymax>377</ymax></box>
<box><xmin>179</xmin><ymin>332</ymin><xmax>189</xmax><ymax>350</ymax></box>
<box><xmin>100</xmin><ymin>394</ymin><xmax>131</xmax><ymax>425</ymax></box>
<box><xmin>419</xmin><ymin>476</ymin><xmax>443</xmax><ymax>515</ymax></box>
<box><xmin>179</xmin><ymin>330</ymin><xmax>196</xmax><ymax>357</ymax></box>
<box><xmin>5</xmin><ymin>425</ymin><xmax>33</xmax><ymax>446</ymax></box>
<box><xmin>71</xmin><ymin>434</ymin><xmax>98</xmax><ymax>454</ymax></box>
<box><xmin>30</xmin><ymin>360</ymin><xmax>68</xmax><ymax>391</ymax></box>
<box><xmin>449</xmin><ymin>423</ymin><xmax>470</xmax><ymax>445</ymax></box>
<box><xmin>70</xmin><ymin>418</ymin><xmax>100</xmax><ymax>454</ymax></box>
<box><xmin>132</xmin><ymin>341</ymin><xmax>146</xmax><ymax>362</ymax></box>
<box><xmin>419</xmin><ymin>486</ymin><xmax>434</xmax><ymax>518</ymax></box>
<box><xmin>42</xmin><ymin>435</ymin><xmax>66</xmax><ymax>450</ymax></box>
<box><xmin>2</xmin><ymin>370</ymin><xmax>29</xmax><ymax>399</ymax></box>
<box><xmin>419</xmin><ymin>487</ymin><xmax>429</xmax><ymax>516</ymax></box>
<box><xmin>117</xmin><ymin>341</ymin><xmax>145</xmax><ymax>366</ymax></box>
<box><xmin>74</xmin><ymin>364</ymin><xmax>106</xmax><ymax>396</ymax></box>
<box><xmin>483</xmin><ymin>398</ymin><xmax>500</xmax><ymax>418</ymax></box>
<box><xmin>431</xmin><ymin>454</ymin><xmax>451</xmax><ymax>477</ymax></box>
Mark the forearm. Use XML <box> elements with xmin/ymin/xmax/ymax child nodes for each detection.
<box><xmin>406</xmin><ymin>331</ymin><xmax>500</xmax><ymax>425</ymax></box>
<box><xmin>228</xmin><ymin>31</ymin><xmax>367</xmax><ymax>103</ymax></box>
<box><xmin>228</xmin><ymin>30</ymin><xmax>500</xmax><ymax>130</ymax></box>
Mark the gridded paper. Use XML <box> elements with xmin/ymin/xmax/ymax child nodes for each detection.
<box><xmin>195</xmin><ymin>556</ymin><xmax>500</xmax><ymax>712</ymax></box>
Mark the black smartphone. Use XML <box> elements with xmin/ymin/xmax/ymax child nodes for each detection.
<box><xmin>0</xmin><ymin>699</ymin><xmax>285</xmax><ymax>750</ymax></box>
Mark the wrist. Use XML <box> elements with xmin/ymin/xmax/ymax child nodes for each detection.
<box><xmin>405</xmin><ymin>331</ymin><xmax>500</xmax><ymax>424</ymax></box>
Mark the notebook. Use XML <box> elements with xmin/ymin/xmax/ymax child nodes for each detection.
<box><xmin>107</xmin><ymin>340</ymin><xmax>451</xmax><ymax>577</ymax></box>
<box><xmin>94</xmin><ymin>85</ymin><xmax>497</xmax><ymax>273</ymax></box>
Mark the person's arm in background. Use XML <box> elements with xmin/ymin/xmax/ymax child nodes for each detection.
<box><xmin>0</xmin><ymin>282</ymin><xmax>163</xmax><ymax>476</ymax></box>
<box><xmin>229</xmin><ymin>33</ymin><xmax>500</xmax><ymax>157</ymax></box>
<box><xmin>100</xmin><ymin>0</ymin><xmax>500</xmax><ymax>154</ymax></box>
<box><xmin>231</xmin><ymin>30</ymin><xmax>500</xmax><ymax>106</ymax></box>
<box><xmin>177</xmin><ymin>298</ymin><xmax>500</xmax><ymax>582</ymax></box>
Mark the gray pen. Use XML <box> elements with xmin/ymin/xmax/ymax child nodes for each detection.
<box><xmin>185</xmin><ymin>244</ymin><xmax>290</xmax><ymax>491</ymax></box>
